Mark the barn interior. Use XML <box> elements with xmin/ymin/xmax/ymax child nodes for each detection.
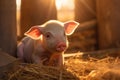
<box><xmin>0</xmin><ymin>0</ymin><xmax>120</xmax><ymax>80</ymax></box>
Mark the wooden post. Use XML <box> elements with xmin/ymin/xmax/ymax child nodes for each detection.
<box><xmin>96</xmin><ymin>0</ymin><xmax>120</xmax><ymax>49</ymax></box>
<box><xmin>20</xmin><ymin>0</ymin><xmax>57</xmax><ymax>38</ymax></box>
<box><xmin>0</xmin><ymin>0</ymin><xmax>17</xmax><ymax>56</ymax></box>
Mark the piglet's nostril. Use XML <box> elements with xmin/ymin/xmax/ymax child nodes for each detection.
<box><xmin>56</xmin><ymin>42</ymin><xmax>67</xmax><ymax>52</ymax></box>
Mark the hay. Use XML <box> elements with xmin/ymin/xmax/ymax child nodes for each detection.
<box><xmin>65</xmin><ymin>56</ymin><xmax>120</xmax><ymax>80</ymax></box>
<box><xmin>5</xmin><ymin>63</ymin><xmax>78</xmax><ymax>80</ymax></box>
<box><xmin>2</xmin><ymin>56</ymin><xmax>120</xmax><ymax>80</ymax></box>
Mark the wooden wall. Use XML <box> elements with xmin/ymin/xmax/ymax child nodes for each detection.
<box><xmin>0</xmin><ymin>0</ymin><xmax>17</xmax><ymax>56</ymax></box>
<box><xmin>96</xmin><ymin>0</ymin><xmax>120</xmax><ymax>49</ymax></box>
<box><xmin>20</xmin><ymin>0</ymin><xmax>57</xmax><ymax>38</ymax></box>
<box><xmin>67</xmin><ymin>0</ymin><xmax>97</xmax><ymax>52</ymax></box>
<box><xmin>75</xmin><ymin>0</ymin><xmax>96</xmax><ymax>23</ymax></box>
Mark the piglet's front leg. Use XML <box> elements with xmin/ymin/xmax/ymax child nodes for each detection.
<box><xmin>49</xmin><ymin>53</ymin><xmax>64</xmax><ymax>80</ymax></box>
<box><xmin>32</xmin><ymin>54</ymin><xmax>48</xmax><ymax>65</ymax></box>
<box><xmin>48</xmin><ymin>53</ymin><xmax>64</xmax><ymax>67</ymax></box>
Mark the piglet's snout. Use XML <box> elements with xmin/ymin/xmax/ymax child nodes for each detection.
<box><xmin>56</xmin><ymin>42</ymin><xmax>67</xmax><ymax>52</ymax></box>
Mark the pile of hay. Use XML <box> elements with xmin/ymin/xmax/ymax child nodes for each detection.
<box><xmin>2</xmin><ymin>56</ymin><xmax>120</xmax><ymax>80</ymax></box>
<box><xmin>65</xmin><ymin>56</ymin><xmax>120</xmax><ymax>80</ymax></box>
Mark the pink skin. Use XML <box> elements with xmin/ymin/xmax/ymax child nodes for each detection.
<box><xmin>56</xmin><ymin>42</ymin><xmax>67</xmax><ymax>52</ymax></box>
<box><xmin>17</xmin><ymin>20</ymin><xmax>79</xmax><ymax>67</ymax></box>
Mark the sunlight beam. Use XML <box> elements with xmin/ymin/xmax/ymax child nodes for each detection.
<box><xmin>55</xmin><ymin>0</ymin><xmax>75</xmax><ymax>21</ymax></box>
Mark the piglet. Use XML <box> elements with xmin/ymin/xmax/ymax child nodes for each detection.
<box><xmin>17</xmin><ymin>20</ymin><xmax>79</xmax><ymax>67</ymax></box>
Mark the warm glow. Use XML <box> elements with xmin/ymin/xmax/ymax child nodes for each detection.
<box><xmin>56</xmin><ymin>0</ymin><xmax>62</xmax><ymax>10</ymax></box>
<box><xmin>56</xmin><ymin>0</ymin><xmax>74</xmax><ymax>10</ymax></box>
<box><xmin>16</xmin><ymin>0</ymin><xmax>21</xmax><ymax>36</ymax></box>
<box><xmin>55</xmin><ymin>0</ymin><xmax>75</xmax><ymax>21</ymax></box>
<box><xmin>16</xmin><ymin>0</ymin><xmax>21</xmax><ymax>10</ymax></box>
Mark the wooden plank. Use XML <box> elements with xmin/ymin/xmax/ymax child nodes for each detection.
<box><xmin>0</xmin><ymin>0</ymin><xmax>17</xmax><ymax>56</ymax></box>
<box><xmin>0</xmin><ymin>50</ymin><xmax>17</xmax><ymax>67</ymax></box>
<box><xmin>96</xmin><ymin>0</ymin><xmax>120</xmax><ymax>49</ymax></box>
<box><xmin>0</xmin><ymin>50</ymin><xmax>20</xmax><ymax>77</ymax></box>
<box><xmin>64</xmin><ymin>48</ymin><xmax>120</xmax><ymax>59</ymax></box>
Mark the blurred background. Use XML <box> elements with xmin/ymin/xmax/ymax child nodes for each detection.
<box><xmin>16</xmin><ymin>0</ymin><xmax>97</xmax><ymax>54</ymax></box>
<box><xmin>0</xmin><ymin>0</ymin><xmax>120</xmax><ymax>56</ymax></box>
<box><xmin>16</xmin><ymin>0</ymin><xmax>75</xmax><ymax>36</ymax></box>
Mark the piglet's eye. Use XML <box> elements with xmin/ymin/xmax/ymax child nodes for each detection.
<box><xmin>46</xmin><ymin>34</ymin><xmax>50</xmax><ymax>38</ymax></box>
<box><xmin>45</xmin><ymin>32</ymin><xmax>52</xmax><ymax>39</ymax></box>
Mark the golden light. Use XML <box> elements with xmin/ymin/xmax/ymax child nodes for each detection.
<box><xmin>55</xmin><ymin>0</ymin><xmax>75</xmax><ymax>21</ymax></box>
<box><xmin>16</xmin><ymin>0</ymin><xmax>21</xmax><ymax>10</ymax></box>
<box><xmin>16</xmin><ymin>0</ymin><xmax>75</xmax><ymax>35</ymax></box>
<box><xmin>56</xmin><ymin>0</ymin><xmax>62</xmax><ymax>10</ymax></box>
<box><xmin>16</xmin><ymin>0</ymin><xmax>21</xmax><ymax>36</ymax></box>
<box><xmin>56</xmin><ymin>0</ymin><xmax>74</xmax><ymax>10</ymax></box>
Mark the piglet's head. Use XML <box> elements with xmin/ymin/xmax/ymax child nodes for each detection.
<box><xmin>25</xmin><ymin>20</ymin><xmax>79</xmax><ymax>53</ymax></box>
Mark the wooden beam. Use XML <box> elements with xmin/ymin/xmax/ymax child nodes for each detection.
<box><xmin>64</xmin><ymin>48</ymin><xmax>120</xmax><ymax>59</ymax></box>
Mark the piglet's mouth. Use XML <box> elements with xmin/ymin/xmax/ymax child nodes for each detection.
<box><xmin>56</xmin><ymin>42</ymin><xmax>67</xmax><ymax>52</ymax></box>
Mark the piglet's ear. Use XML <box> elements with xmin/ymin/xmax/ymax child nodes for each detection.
<box><xmin>64</xmin><ymin>21</ymin><xmax>79</xmax><ymax>35</ymax></box>
<box><xmin>24</xmin><ymin>26</ymin><xmax>43</xmax><ymax>40</ymax></box>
